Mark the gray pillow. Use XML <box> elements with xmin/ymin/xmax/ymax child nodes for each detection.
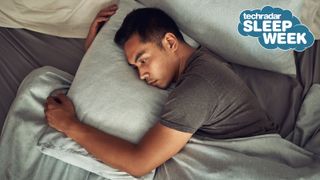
<box><xmin>37</xmin><ymin>0</ymin><xmax>168</xmax><ymax>179</ymax></box>
<box><xmin>137</xmin><ymin>0</ymin><xmax>304</xmax><ymax>76</ymax></box>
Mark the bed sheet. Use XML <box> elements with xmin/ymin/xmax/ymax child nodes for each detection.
<box><xmin>231</xmin><ymin>40</ymin><xmax>320</xmax><ymax>138</ymax></box>
<box><xmin>1</xmin><ymin>66</ymin><xmax>319</xmax><ymax>180</ymax></box>
<box><xmin>155</xmin><ymin>134</ymin><xmax>320</xmax><ymax>180</ymax></box>
<box><xmin>0</xmin><ymin>67</ymin><xmax>108</xmax><ymax>180</ymax></box>
<box><xmin>0</xmin><ymin>27</ymin><xmax>85</xmax><ymax>130</ymax></box>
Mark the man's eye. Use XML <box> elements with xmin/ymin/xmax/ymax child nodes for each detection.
<box><xmin>139</xmin><ymin>58</ymin><xmax>147</xmax><ymax>64</ymax></box>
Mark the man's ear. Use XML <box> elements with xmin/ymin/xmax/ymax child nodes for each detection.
<box><xmin>162</xmin><ymin>32</ymin><xmax>178</xmax><ymax>52</ymax></box>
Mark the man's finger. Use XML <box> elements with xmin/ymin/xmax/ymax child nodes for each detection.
<box><xmin>95</xmin><ymin>17</ymin><xmax>109</xmax><ymax>23</ymax></box>
<box><xmin>46</xmin><ymin>96</ymin><xmax>60</xmax><ymax>108</ymax></box>
<box><xmin>47</xmin><ymin>96</ymin><xmax>58</xmax><ymax>105</ymax></box>
<box><xmin>98</xmin><ymin>4</ymin><xmax>118</xmax><ymax>16</ymax></box>
<box><xmin>100</xmin><ymin>6</ymin><xmax>118</xmax><ymax>13</ymax></box>
<box><xmin>56</xmin><ymin>94</ymin><xmax>73</xmax><ymax>105</ymax></box>
<box><xmin>104</xmin><ymin>4</ymin><xmax>118</xmax><ymax>11</ymax></box>
<box><xmin>98</xmin><ymin>10</ymin><xmax>117</xmax><ymax>17</ymax></box>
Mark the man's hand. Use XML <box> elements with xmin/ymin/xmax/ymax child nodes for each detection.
<box><xmin>85</xmin><ymin>4</ymin><xmax>118</xmax><ymax>51</ymax></box>
<box><xmin>44</xmin><ymin>94</ymin><xmax>78</xmax><ymax>132</ymax></box>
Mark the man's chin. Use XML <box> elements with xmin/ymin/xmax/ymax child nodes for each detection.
<box><xmin>148</xmin><ymin>80</ymin><xmax>170</xmax><ymax>89</ymax></box>
<box><xmin>151</xmin><ymin>84</ymin><xmax>164</xmax><ymax>89</ymax></box>
<box><xmin>156</xmin><ymin>82</ymin><xmax>170</xmax><ymax>90</ymax></box>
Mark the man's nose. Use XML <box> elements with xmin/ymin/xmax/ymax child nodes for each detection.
<box><xmin>138</xmin><ymin>68</ymin><xmax>148</xmax><ymax>80</ymax></box>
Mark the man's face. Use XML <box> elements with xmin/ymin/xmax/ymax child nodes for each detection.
<box><xmin>124</xmin><ymin>34</ymin><xmax>179</xmax><ymax>89</ymax></box>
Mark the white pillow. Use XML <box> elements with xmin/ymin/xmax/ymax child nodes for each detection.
<box><xmin>0</xmin><ymin>0</ymin><xmax>117</xmax><ymax>38</ymax></box>
<box><xmin>37</xmin><ymin>0</ymin><xmax>168</xmax><ymax>179</ymax></box>
<box><xmin>137</xmin><ymin>0</ymin><xmax>304</xmax><ymax>75</ymax></box>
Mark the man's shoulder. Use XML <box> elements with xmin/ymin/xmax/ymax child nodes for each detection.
<box><xmin>177</xmin><ymin>46</ymin><xmax>250</xmax><ymax>98</ymax></box>
<box><xmin>185</xmin><ymin>47</ymin><xmax>230</xmax><ymax>76</ymax></box>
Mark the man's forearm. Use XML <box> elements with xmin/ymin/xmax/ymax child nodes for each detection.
<box><xmin>64</xmin><ymin>120</ymin><xmax>144</xmax><ymax>176</ymax></box>
<box><xmin>53</xmin><ymin>116</ymin><xmax>191</xmax><ymax>177</ymax></box>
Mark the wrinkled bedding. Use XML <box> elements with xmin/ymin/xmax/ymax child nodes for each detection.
<box><xmin>156</xmin><ymin>133</ymin><xmax>320</xmax><ymax>180</ymax></box>
<box><xmin>0</xmin><ymin>65</ymin><xmax>319</xmax><ymax>179</ymax></box>
<box><xmin>0</xmin><ymin>67</ymin><xmax>107</xmax><ymax>180</ymax></box>
<box><xmin>0</xmin><ymin>27</ymin><xmax>85</xmax><ymax>128</ymax></box>
<box><xmin>0</xmin><ymin>0</ymin><xmax>117</xmax><ymax>38</ymax></box>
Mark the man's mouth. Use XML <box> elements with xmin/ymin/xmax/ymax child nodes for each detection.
<box><xmin>148</xmin><ymin>80</ymin><xmax>157</xmax><ymax>86</ymax></box>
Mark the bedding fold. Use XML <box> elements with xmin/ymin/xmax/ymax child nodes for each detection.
<box><xmin>0</xmin><ymin>67</ymin><xmax>108</xmax><ymax>180</ymax></box>
<box><xmin>0</xmin><ymin>66</ymin><xmax>320</xmax><ymax>180</ymax></box>
<box><xmin>155</xmin><ymin>134</ymin><xmax>320</xmax><ymax>180</ymax></box>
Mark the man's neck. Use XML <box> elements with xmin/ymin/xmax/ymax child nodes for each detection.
<box><xmin>175</xmin><ymin>44</ymin><xmax>196</xmax><ymax>81</ymax></box>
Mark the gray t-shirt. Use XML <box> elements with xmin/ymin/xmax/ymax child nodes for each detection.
<box><xmin>160</xmin><ymin>47</ymin><xmax>278</xmax><ymax>139</ymax></box>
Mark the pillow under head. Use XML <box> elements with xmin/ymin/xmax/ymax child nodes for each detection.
<box><xmin>138</xmin><ymin>0</ymin><xmax>305</xmax><ymax>76</ymax></box>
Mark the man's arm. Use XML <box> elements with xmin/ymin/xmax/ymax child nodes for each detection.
<box><xmin>45</xmin><ymin>94</ymin><xmax>192</xmax><ymax>177</ymax></box>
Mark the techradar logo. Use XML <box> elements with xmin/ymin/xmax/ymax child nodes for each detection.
<box><xmin>238</xmin><ymin>6</ymin><xmax>315</xmax><ymax>52</ymax></box>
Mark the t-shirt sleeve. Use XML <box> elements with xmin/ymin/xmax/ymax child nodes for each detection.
<box><xmin>160</xmin><ymin>75</ymin><xmax>217</xmax><ymax>133</ymax></box>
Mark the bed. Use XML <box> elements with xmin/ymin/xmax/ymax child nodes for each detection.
<box><xmin>0</xmin><ymin>0</ymin><xmax>320</xmax><ymax>179</ymax></box>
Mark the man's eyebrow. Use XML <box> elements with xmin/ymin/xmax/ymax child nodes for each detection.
<box><xmin>134</xmin><ymin>50</ymin><xmax>145</xmax><ymax>63</ymax></box>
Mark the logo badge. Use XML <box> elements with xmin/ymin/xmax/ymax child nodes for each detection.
<box><xmin>238</xmin><ymin>6</ymin><xmax>315</xmax><ymax>52</ymax></box>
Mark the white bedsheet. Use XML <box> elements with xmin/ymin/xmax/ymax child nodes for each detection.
<box><xmin>1</xmin><ymin>66</ymin><xmax>319</xmax><ymax>180</ymax></box>
<box><xmin>0</xmin><ymin>0</ymin><xmax>117</xmax><ymax>38</ymax></box>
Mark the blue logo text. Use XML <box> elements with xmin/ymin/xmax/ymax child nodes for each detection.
<box><xmin>238</xmin><ymin>6</ymin><xmax>314</xmax><ymax>52</ymax></box>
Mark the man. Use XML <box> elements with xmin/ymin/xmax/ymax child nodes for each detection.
<box><xmin>45</xmin><ymin>6</ymin><xmax>278</xmax><ymax>177</ymax></box>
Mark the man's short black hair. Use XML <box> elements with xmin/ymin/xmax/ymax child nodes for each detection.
<box><xmin>114</xmin><ymin>8</ymin><xmax>185</xmax><ymax>48</ymax></box>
